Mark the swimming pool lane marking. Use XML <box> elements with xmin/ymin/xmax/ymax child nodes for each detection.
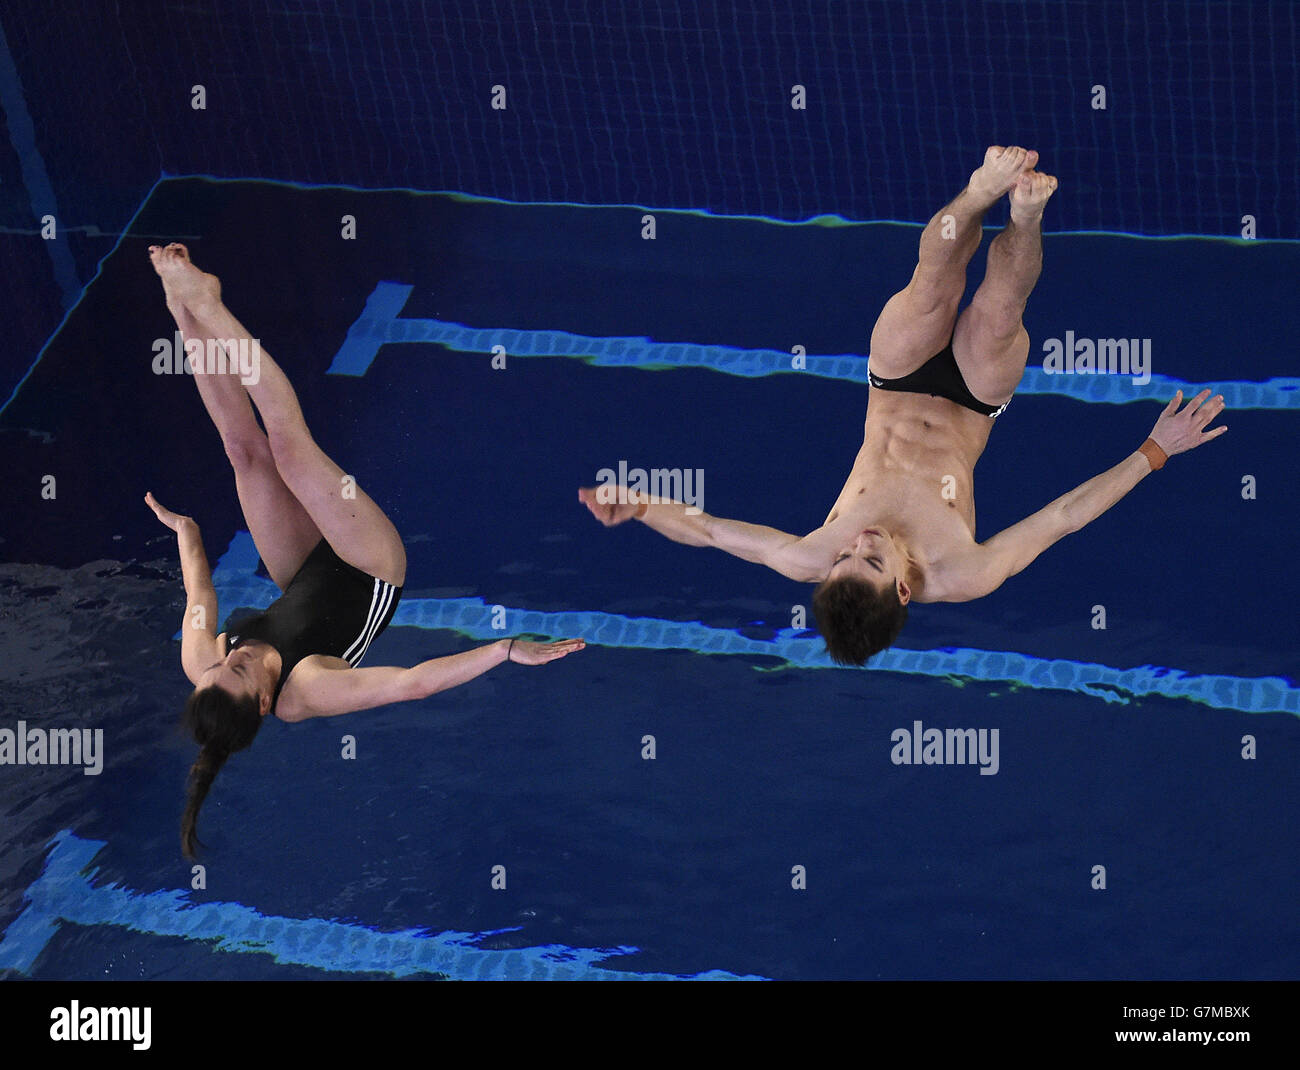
<box><xmin>0</xmin><ymin>177</ymin><xmax>167</xmax><ymax>417</ymax></box>
<box><xmin>0</xmin><ymin>16</ymin><xmax>111</xmax><ymax>416</ymax></box>
<box><xmin>146</xmin><ymin>174</ymin><xmax>1300</xmax><ymax>243</ymax></box>
<box><xmin>328</xmin><ymin>283</ymin><xmax>1299</xmax><ymax>410</ymax></box>
<box><xmin>0</xmin><ymin>830</ymin><xmax>763</xmax><ymax>979</ymax></box>
<box><xmin>0</xmin><ymin>20</ymin><xmax>81</xmax><ymax>315</ymax></box>
<box><xmin>188</xmin><ymin>533</ymin><xmax>1298</xmax><ymax>717</ymax></box>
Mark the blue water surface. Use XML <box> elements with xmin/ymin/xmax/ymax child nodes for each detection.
<box><xmin>0</xmin><ymin>179</ymin><xmax>1295</xmax><ymax>980</ymax></box>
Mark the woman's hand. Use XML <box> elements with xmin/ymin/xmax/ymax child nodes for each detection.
<box><xmin>505</xmin><ymin>638</ymin><xmax>586</xmax><ymax>665</ymax></box>
<box><xmin>144</xmin><ymin>491</ymin><xmax>196</xmax><ymax>534</ymax></box>
<box><xmin>578</xmin><ymin>486</ymin><xmax>642</xmax><ymax>526</ymax></box>
<box><xmin>1147</xmin><ymin>389</ymin><xmax>1227</xmax><ymax>458</ymax></box>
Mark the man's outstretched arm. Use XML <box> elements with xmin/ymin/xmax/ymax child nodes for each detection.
<box><xmin>577</xmin><ymin>487</ymin><xmax>808</xmax><ymax>578</ymax></box>
<box><xmin>941</xmin><ymin>389</ymin><xmax>1227</xmax><ymax>602</ymax></box>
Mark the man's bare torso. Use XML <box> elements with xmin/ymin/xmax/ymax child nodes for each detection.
<box><xmin>583</xmin><ymin>151</ymin><xmax>1212</xmax><ymax>618</ymax></box>
<box><xmin>780</xmin><ymin>388</ymin><xmax>997</xmax><ymax>600</ymax></box>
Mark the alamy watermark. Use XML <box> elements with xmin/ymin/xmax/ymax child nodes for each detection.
<box><xmin>593</xmin><ymin>460</ymin><xmax>705</xmax><ymax>514</ymax></box>
<box><xmin>0</xmin><ymin>721</ymin><xmax>103</xmax><ymax>775</ymax></box>
<box><xmin>49</xmin><ymin>1001</ymin><xmax>150</xmax><ymax>1049</ymax></box>
<box><xmin>890</xmin><ymin>719</ymin><xmax>999</xmax><ymax>775</ymax></box>
<box><xmin>1041</xmin><ymin>331</ymin><xmax>1150</xmax><ymax>385</ymax></box>
<box><xmin>152</xmin><ymin>332</ymin><xmax>261</xmax><ymax>385</ymax></box>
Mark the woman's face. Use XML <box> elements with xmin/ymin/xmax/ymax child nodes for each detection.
<box><xmin>197</xmin><ymin>642</ymin><xmax>270</xmax><ymax>713</ymax></box>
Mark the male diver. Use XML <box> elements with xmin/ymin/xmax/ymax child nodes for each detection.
<box><xmin>579</xmin><ymin>147</ymin><xmax>1226</xmax><ymax>664</ymax></box>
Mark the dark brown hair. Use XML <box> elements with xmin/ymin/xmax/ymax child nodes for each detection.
<box><xmin>179</xmin><ymin>686</ymin><xmax>263</xmax><ymax>858</ymax></box>
<box><xmin>811</xmin><ymin>576</ymin><xmax>908</xmax><ymax>666</ymax></box>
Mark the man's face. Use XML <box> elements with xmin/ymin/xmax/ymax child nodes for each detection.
<box><xmin>826</xmin><ymin>527</ymin><xmax>910</xmax><ymax>603</ymax></box>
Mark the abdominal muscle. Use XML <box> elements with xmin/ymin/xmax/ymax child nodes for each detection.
<box><xmin>813</xmin><ymin>390</ymin><xmax>994</xmax><ymax>596</ymax></box>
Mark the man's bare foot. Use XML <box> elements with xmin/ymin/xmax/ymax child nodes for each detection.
<box><xmin>968</xmin><ymin>146</ymin><xmax>1039</xmax><ymax>205</ymax></box>
<box><xmin>1009</xmin><ymin>170</ymin><xmax>1058</xmax><ymax>223</ymax></box>
<box><xmin>972</xmin><ymin>145</ymin><xmax>1040</xmax><ymax>204</ymax></box>
<box><xmin>147</xmin><ymin>243</ymin><xmax>221</xmax><ymax>311</ymax></box>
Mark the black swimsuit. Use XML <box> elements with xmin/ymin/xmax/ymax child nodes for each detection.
<box><xmin>225</xmin><ymin>539</ymin><xmax>402</xmax><ymax>714</ymax></box>
<box><xmin>868</xmin><ymin>333</ymin><xmax>1010</xmax><ymax>418</ymax></box>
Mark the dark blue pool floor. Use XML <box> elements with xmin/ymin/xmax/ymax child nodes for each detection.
<box><xmin>0</xmin><ymin>180</ymin><xmax>1296</xmax><ymax>979</ymax></box>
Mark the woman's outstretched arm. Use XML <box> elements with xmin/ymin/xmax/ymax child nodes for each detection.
<box><xmin>278</xmin><ymin>638</ymin><xmax>587</xmax><ymax>721</ymax></box>
<box><xmin>145</xmin><ymin>492</ymin><xmax>221</xmax><ymax>683</ymax></box>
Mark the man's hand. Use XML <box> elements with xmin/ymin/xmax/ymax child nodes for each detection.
<box><xmin>506</xmin><ymin>638</ymin><xmax>587</xmax><ymax>665</ymax></box>
<box><xmin>1148</xmin><ymin>389</ymin><xmax>1227</xmax><ymax>458</ymax></box>
<box><xmin>144</xmin><ymin>491</ymin><xmax>196</xmax><ymax>534</ymax></box>
<box><xmin>578</xmin><ymin>486</ymin><xmax>641</xmax><ymax>527</ymax></box>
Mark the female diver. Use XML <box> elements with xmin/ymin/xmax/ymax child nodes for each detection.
<box><xmin>144</xmin><ymin>243</ymin><xmax>584</xmax><ymax>857</ymax></box>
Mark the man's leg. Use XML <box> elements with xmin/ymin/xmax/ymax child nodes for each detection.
<box><xmin>951</xmin><ymin>170</ymin><xmax>1058</xmax><ymax>407</ymax></box>
<box><xmin>156</xmin><ymin>249</ymin><xmax>407</xmax><ymax>588</ymax></box>
<box><xmin>869</xmin><ymin>146</ymin><xmax>1038</xmax><ymax>378</ymax></box>
<box><xmin>151</xmin><ymin>246</ymin><xmax>320</xmax><ymax>590</ymax></box>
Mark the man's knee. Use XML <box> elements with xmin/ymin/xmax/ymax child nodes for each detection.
<box><xmin>966</xmin><ymin>296</ymin><xmax>1025</xmax><ymax>344</ymax></box>
<box><xmin>907</xmin><ymin>270</ymin><xmax>963</xmax><ymax>319</ymax></box>
<box><xmin>910</xmin><ymin>288</ymin><xmax>961</xmax><ymax>322</ymax></box>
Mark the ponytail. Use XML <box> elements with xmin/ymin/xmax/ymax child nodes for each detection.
<box><xmin>181</xmin><ymin>744</ymin><xmax>231</xmax><ymax>859</ymax></box>
<box><xmin>179</xmin><ymin>686</ymin><xmax>264</xmax><ymax>858</ymax></box>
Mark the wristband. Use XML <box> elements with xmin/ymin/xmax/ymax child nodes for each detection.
<box><xmin>635</xmin><ymin>502</ymin><xmax>649</xmax><ymax>518</ymax></box>
<box><xmin>1138</xmin><ymin>438</ymin><xmax>1167</xmax><ymax>471</ymax></box>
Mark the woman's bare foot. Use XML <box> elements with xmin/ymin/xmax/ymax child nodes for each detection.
<box><xmin>968</xmin><ymin>145</ymin><xmax>1039</xmax><ymax>206</ymax></box>
<box><xmin>1009</xmin><ymin>170</ymin><xmax>1058</xmax><ymax>223</ymax></box>
<box><xmin>147</xmin><ymin>243</ymin><xmax>221</xmax><ymax>312</ymax></box>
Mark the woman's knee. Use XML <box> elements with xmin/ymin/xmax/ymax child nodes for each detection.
<box><xmin>264</xmin><ymin>426</ymin><xmax>330</xmax><ymax>490</ymax></box>
<box><xmin>222</xmin><ymin>433</ymin><xmax>274</xmax><ymax>473</ymax></box>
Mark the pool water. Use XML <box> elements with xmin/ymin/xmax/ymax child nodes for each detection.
<box><xmin>1</xmin><ymin>177</ymin><xmax>1295</xmax><ymax>980</ymax></box>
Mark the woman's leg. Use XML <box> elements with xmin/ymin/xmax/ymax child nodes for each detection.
<box><xmin>151</xmin><ymin>245</ymin><xmax>321</xmax><ymax>590</ymax></box>
<box><xmin>154</xmin><ymin>247</ymin><xmax>407</xmax><ymax>587</ymax></box>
